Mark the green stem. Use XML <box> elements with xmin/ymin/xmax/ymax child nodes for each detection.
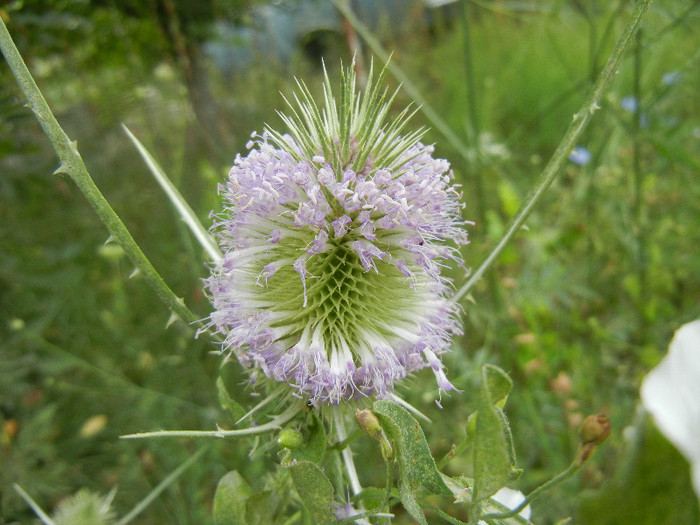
<box><xmin>334</xmin><ymin>412</ymin><xmax>372</xmax><ymax>525</ymax></box>
<box><xmin>116</xmin><ymin>447</ymin><xmax>208</xmax><ymax>525</ymax></box>
<box><xmin>453</xmin><ymin>0</ymin><xmax>653</xmax><ymax>303</ymax></box>
<box><xmin>120</xmin><ymin>403</ymin><xmax>302</xmax><ymax>439</ymax></box>
<box><xmin>383</xmin><ymin>458</ymin><xmax>393</xmax><ymax>511</ymax></box>
<box><xmin>12</xmin><ymin>484</ymin><xmax>55</xmax><ymax>525</ymax></box>
<box><xmin>461</xmin><ymin>0</ymin><xmax>502</xmax><ymax>310</ymax></box>
<box><xmin>334</xmin><ymin>412</ymin><xmax>364</xmax><ymax>497</ymax></box>
<box><xmin>437</xmin><ymin>440</ymin><xmax>466</xmax><ymax>470</ymax></box>
<box><xmin>480</xmin><ymin>460</ymin><xmax>581</xmax><ymax>521</ymax></box>
<box><xmin>0</xmin><ymin>18</ymin><xmax>198</xmax><ymax>326</ymax></box>
<box><xmin>631</xmin><ymin>27</ymin><xmax>647</xmax><ymax>343</ymax></box>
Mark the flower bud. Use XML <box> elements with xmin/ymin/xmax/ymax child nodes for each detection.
<box><xmin>576</xmin><ymin>414</ymin><xmax>611</xmax><ymax>465</ymax></box>
<box><xmin>355</xmin><ymin>409</ymin><xmax>382</xmax><ymax>440</ymax></box>
<box><xmin>579</xmin><ymin>414</ymin><xmax>611</xmax><ymax>446</ymax></box>
<box><xmin>355</xmin><ymin>409</ymin><xmax>393</xmax><ymax>461</ymax></box>
<box><xmin>277</xmin><ymin>428</ymin><xmax>304</xmax><ymax>449</ymax></box>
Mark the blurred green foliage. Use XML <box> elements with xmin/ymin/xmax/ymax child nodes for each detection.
<box><xmin>2</xmin><ymin>0</ymin><xmax>699</xmax><ymax>523</ymax></box>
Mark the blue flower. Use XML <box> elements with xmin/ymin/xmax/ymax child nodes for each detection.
<box><xmin>569</xmin><ymin>146</ymin><xmax>592</xmax><ymax>166</ymax></box>
<box><xmin>662</xmin><ymin>71</ymin><xmax>683</xmax><ymax>86</ymax></box>
<box><xmin>620</xmin><ymin>96</ymin><xmax>639</xmax><ymax>113</ymax></box>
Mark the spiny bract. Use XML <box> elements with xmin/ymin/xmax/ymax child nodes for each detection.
<box><xmin>205</xmin><ymin>62</ymin><xmax>469</xmax><ymax>406</ymax></box>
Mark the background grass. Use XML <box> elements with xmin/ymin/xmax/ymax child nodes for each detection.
<box><xmin>2</xmin><ymin>0</ymin><xmax>699</xmax><ymax>523</ymax></box>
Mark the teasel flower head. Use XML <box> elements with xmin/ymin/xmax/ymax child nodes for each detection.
<box><xmin>205</xmin><ymin>61</ymin><xmax>470</xmax><ymax>407</ymax></box>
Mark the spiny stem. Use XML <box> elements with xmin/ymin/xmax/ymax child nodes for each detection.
<box><xmin>453</xmin><ymin>0</ymin><xmax>653</xmax><ymax>303</ymax></box>
<box><xmin>120</xmin><ymin>403</ymin><xmax>302</xmax><ymax>440</ymax></box>
<box><xmin>0</xmin><ymin>17</ymin><xmax>198</xmax><ymax>326</ymax></box>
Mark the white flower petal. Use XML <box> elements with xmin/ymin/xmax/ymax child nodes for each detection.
<box><xmin>479</xmin><ymin>487</ymin><xmax>531</xmax><ymax>524</ymax></box>
<box><xmin>640</xmin><ymin>319</ymin><xmax>700</xmax><ymax>501</ymax></box>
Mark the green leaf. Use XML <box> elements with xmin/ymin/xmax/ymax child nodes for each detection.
<box><xmin>497</xmin><ymin>180</ymin><xmax>521</xmax><ymax>218</ymax></box>
<box><xmin>289</xmin><ymin>413</ymin><xmax>327</xmax><ymax>464</ymax></box>
<box><xmin>290</xmin><ymin>461</ymin><xmax>335</xmax><ymax>523</ymax></box>
<box><xmin>213</xmin><ymin>471</ymin><xmax>252</xmax><ymax>525</ymax></box>
<box><xmin>216</xmin><ymin>376</ymin><xmax>246</xmax><ymax>421</ymax></box>
<box><xmin>352</xmin><ymin>486</ymin><xmax>387</xmax><ymax>511</ymax></box>
<box><xmin>472</xmin><ymin>365</ymin><xmax>515</xmax><ymax>505</ymax></box>
<box><xmin>483</xmin><ymin>364</ymin><xmax>513</xmax><ymax>409</ymax></box>
<box><xmin>373</xmin><ymin>400</ymin><xmax>451</xmax><ymax>525</ymax></box>
<box><xmin>245</xmin><ymin>491</ymin><xmax>280</xmax><ymax>525</ymax></box>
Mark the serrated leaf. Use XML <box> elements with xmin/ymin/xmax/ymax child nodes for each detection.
<box><xmin>290</xmin><ymin>461</ymin><xmax>335</xmax><ymax>523</ymax></box>
<box><xmin>473</xmin><ymin>365</ymin><xmax>515</xmax><ymax>505</ymax></box>
<box><xmin>213</xmin><ymin>471</ymin><xmax>251</xmax><ymax>525</ymax></box>
<box><xmin>373</xmin><ymin>400</ymin><xmax>451</xmax><ymax>525</ymax></box>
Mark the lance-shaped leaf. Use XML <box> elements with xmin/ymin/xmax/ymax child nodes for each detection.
<box><xmin>373</xmin><ymin>400</ymin><xmax>451</xmax><ymax>525</ymax></box>
<box><xmin>290</xmin><ymin>461</ymin><xmax>334</xmax><ymax>523</ymax></box>
<box><xmin>472</xmin><ymin>364</ymin><xmax>515</xmax><ymax>505</ymax></box>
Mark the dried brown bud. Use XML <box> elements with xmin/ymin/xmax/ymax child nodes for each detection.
<box><xmin>576</xmin><ymin>414</ymin><xmax>611</xmax><ymax>465</ymax></box>
<box><xmin>579</xmin><ymin>414</ymin><xmax>611</xmax><ymax>446</ymax></box>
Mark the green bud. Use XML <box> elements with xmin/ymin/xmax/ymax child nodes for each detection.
<box><xmin>277</xmin><ymin>428</ymin><xmax>304</xmax><ymax>449</ymax></box>
<box><xmin>355</xmin><ymin>409</ymin><xmax>393</xmax><ymax>461</ymax></box>
<box><xmin>355</xmin><ymin>409</ymin><xmax>382</xmax><ymax>440</ymax></box>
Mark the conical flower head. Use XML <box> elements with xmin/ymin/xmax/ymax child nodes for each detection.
<box><xmin>206</xmin><ymin>62</ymin><xmax>469</xmax><ymax>406</ymax></box>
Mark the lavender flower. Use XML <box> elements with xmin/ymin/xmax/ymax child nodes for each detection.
<box><xmin>205</xmin><ymin>62</ymin><xmax>469</xmax><ymax>406</ymax></box>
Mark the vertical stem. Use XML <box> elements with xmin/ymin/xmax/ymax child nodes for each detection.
<box><xmin>631</xmin><ymin>27</ymin><xmax>647</xmax><ymax>343</ymax></box>
<box><xmin>334</xmin><ymin>412</ymin><xmax>372</xmax><ymax>525</ymax></box>
<box><xmin>460</xmin><ymin>0</ymin><xmax>502</xmax><ymax>310</ymax></box>
<box><xmin>335</xmin><ymin>412</ymin><xmax>363</xmax><ymax>496</ymax></box>
<box><xmin>453</xmin><ymin>0</ymin><xmax>653</xmax><ymax>303</ymax></box>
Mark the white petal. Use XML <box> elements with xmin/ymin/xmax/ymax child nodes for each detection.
<box><xmin>478</xmin><ymin>487</ymin><xmax>531</xmax><ymax>524</ymax></box>
<box><xmin>640</xmin><ymin>319</ymin><xmax>700</xmax><ymax>501</ymax></box>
